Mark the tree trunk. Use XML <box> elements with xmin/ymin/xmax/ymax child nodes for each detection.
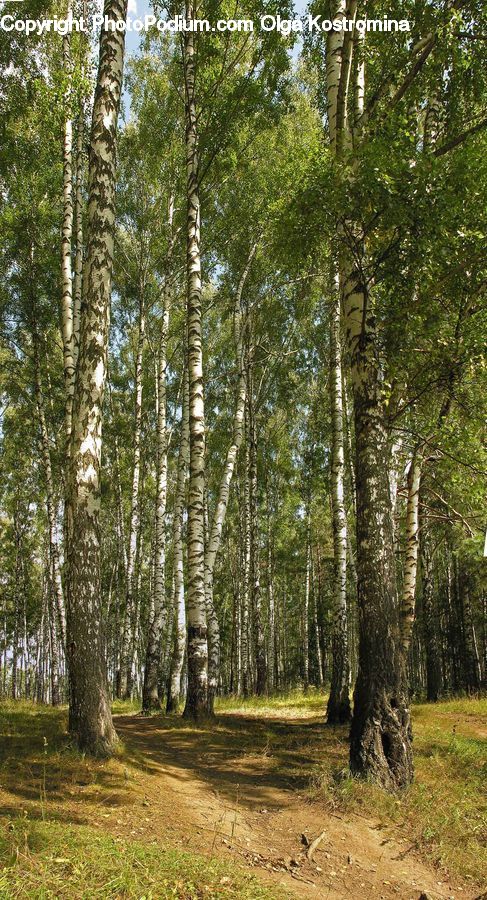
<box><xmin>347</xmin><ymin>267</ymin><xmax>413</xmax><ymax>786</ymax></box>
<box><xmin>166</xmin><ymin>366</ymin><xmax>190</xmax><ymax>712</ymax></box>
<box><xmin>324</xmin><ymin>0</ymin><xmax>413</xmax><ymax>787</ymax></box>
<box><xmin>241</xmin><ymin>441</ymin><xmax>251</xmax><ymax>697</ymax></box>
<box><xmin>420</xmin><ymin>530</ymin><xmax>442</xmax><ymax>701</ymax></box>
<box><xmin>47</xmin><ymin>559</ymin><xmax>62</xmax><ymax>707</ymax></box>
<box><xmin>399</xmin><ymin>451</ymin><xmax>422</xmax><ymax>663</ymax></box>
<box><xmin>327</xmin><ymin>281</ymin><xmax>351</xmax><ymax>724</ymax></box>
<box><xmin>204</xmin><ymin>244</ymin><xmax>256</xmax><ymax>712</ymax></box>
<box><xmin>461</xmin><ymin>571</ymin><xmax>482</xmax><ymax>693</ymax></box>
<box><xmin>302</xmin><ymin>514</ymin><xmax>311</xmax><ymax>693</ymax></box>
<box><xmin>11</xmin><ymin>507</ymin><xmax>23</xmax><ymax>701</ymax></box>
<box><xmin>182</xmin><ymin>2</ymin><xmax>208</xmax><ymax>720</ymax></box>
<box><xmin>312</xmin><ymin>559</ymin><xmax>324</xmax><ymax>688</ymax></box>
<box><xmin>142</xmin><ymin>279</ymin><xmax>170</xmax><ymax>712</ymax></box>
<box><xmin>32</xmin><ymin>327</ymin><xmax>67</xmax><ymax>649</ymax></box>
<box><xmin>72</xmin><ymin>86</ymin><xmax>85</xmax><ymax>373</ymax></box>
<box><xmin>119</xmin><ymin>292</ymin><xmax>145</xmax><ymax>699</ymax></box>
<box><xmin>265</xmin><ymin>473</ymin><xmax>276</xmax><ymax>693</ymax></box>
<box><xmin>61</xmin><ymin>24</ymin><xmax>75</xmax><ymax>453</ymax></box>
<box><xmin>66</xmin><ymin>0</ymin><xmax>127</xmax><ymax>755</ymax></box>
<box><xmin>247</xmin><ymin>360</ymin><xmax>266</xmax><ymax>695</ymax></box>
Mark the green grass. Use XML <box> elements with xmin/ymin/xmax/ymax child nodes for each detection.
<box><xmin>216</xmin><ymin>687</ymin><xmax>325</xmax><ymax>718</ymax></box>
<box><xmin>307</xmin><ymin>696</ymin><xmax>487</xmax><ymax>884</ymax></box>
<box><xmin>0</xmin><ymin>819</ymin><xmax>278</xmax><ymax>899</ymax></box>
<box><xmin>1</xmin><ymin>694</ymin><xmax>485</xmax><ymax>892</ymax></box>
<box><xmin>0</xmin><ymin>701</ymin><xmax>281</xmax><ymax>900</ymax></box>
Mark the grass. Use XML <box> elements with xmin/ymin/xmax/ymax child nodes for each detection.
<box><xmin>1</xmin><ymin>694</ymin><xmax>485</xmax><ymax>893</ymax></box>
<box><xmin>300</xmin><ymin>694</ymin><xmax>487</xmax><ymax>885</ymax></box>
<box><xmin>0</xmin><ymin>701</ymin><xmax>281</xmax><ymax>900</ymax></box>
<box><xmin>216</xmin><ymin>687</ymin><xmax>326</xmax><ymax>718</ymax></box>
<box><xmin>0</xmin><ymin>819</ymin><xmax>277</xmax><ymax>899</ymax></box>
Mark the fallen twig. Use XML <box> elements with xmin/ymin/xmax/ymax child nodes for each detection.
<box><xmin>306</xmin><ymin>829</ymin><xmax>327</xmax><ymax>861</ymax></box>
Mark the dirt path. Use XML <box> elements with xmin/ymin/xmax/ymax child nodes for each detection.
<box><xmin>109</xmin><ymin>712</ymin><xmax>473</xmax><ymax>900</ymax></box>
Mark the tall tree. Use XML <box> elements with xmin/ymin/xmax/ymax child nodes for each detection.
<box><xmin>182</xmin><ymin>0</ymin><xmax>208</xmax><ymax>720</ymax></box>
<box><xmin>66</xmin><ymin>0</ymin><xmax>128</xmax><ymax>754</ymax></box>
<box><xmin>326</xmin><ymin>277</ymin><xmax>351</xmax><ymax>723</ymax></box>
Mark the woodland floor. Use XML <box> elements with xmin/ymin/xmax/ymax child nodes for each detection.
<box><xmin>0</xmin><ymin>693</ymin><xmax>485</xmax><ymax>899</ymax></box>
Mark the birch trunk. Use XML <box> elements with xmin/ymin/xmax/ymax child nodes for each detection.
<box><xmin>204</xmin><ymin>244</ymin><xmax>256</xmax><ymax>712</ymax></box>
<box><xmin>48</xmin><ymin>560</ymin><xmax>62</xmax><ymax>707</ymax></box>
<box><xmin>327</xmin><ymin>281</ymin><xmax>351</xmax><ymax>723</ymax></box>
<box><xmin>61</xmin><ymin>24</ymin><xmax>75</xmax><ymax>452</ymax></box>
<box><xmin>167</xmin><ymin>367</ymin><xmax>190</xmax><ymax>712</ymax></box>
<box><xmin>312</xmin><ymin>567</ymin><xmax>324</xmax><ymax>688</ymax></box>
<box><xmin>182</xmin><ymin>2</ymin><xmax>208</xmax><ymax>720</ymax></box>
<box><xmin>142</xmin><ymin>283</ymin><xmax>170</xmax><ymax>712</ymax></box>
<box><xmin>241</xmin><ymin>441</ymin><xmax>251</xmax><ymax>697</ymax></box>
<box><xmin>66</xmin><ymin>0</ymin><xmax>127</xmax><ymax>755</ymax></box>
<box><xmin>461</xmin><ymin>574</ymin><xmax>482</xmax><ymax>693</ymax></box>
<box><xmin>247</xmin><ymin>358</ymin><xmax>266</xmax><ymax>695</ymax></box>
<box><xmin>302</xmin><ymin>514</ymin><xmax>311</xmax><ymax>693</ymax></box>
<box><xmin>420</xmin><ymin>530</ymin><xmax>442</xmax><ymax>701</ymax></box>
<box><xmin>33</xmin><ymin>328</ymin><xmax>66</xmax><ymax>649</ymax></box>
<box><xmin>265</xmin><ymin>478</ymin><xmax>275</xmax><ymax>692</ymax></box>
<box><xmin>324</xmin><ymin>0</ymin><xmax>413</xmax><ymax>787</ymax></box>
<box><xmin>119</xmin><ymin>292</ymin><xmax>145</xmax><ymax>698</ymax></box>
<box><xmin>327</xmin><ymin>281</ymin><xmax>351</xmax><ymax>725</ymax></box>
<box><xmin>72</xmin><ymin>98</ymin><xmax>85</xmax><ymax>370</ymax></box>
<box><xmin>11</xmin><ymin>508</ymin><xmax>23</xmax><ymax>701</ymax></box>
<box><xmin>346</xmin><ymin>263</ymin><xmax>412</xmax><ymax>787</ymax></box>
<box><xmin>399</xmin><ymin>451</ymin><xmax>422</xmax><ymax>662</ymax></box>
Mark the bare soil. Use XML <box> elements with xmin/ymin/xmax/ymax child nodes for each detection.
<box><xmin>101</xmin><ymin>711</ymin><xmax>477</xmax><ymax>900</ymax></box>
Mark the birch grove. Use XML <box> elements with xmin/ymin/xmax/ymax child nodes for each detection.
<box><xmin>0</xmin><ymin>0</ymin><xmax>485</xmax><ymax>797</ymax></box>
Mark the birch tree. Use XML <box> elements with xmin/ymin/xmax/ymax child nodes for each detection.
<box><xmin>326</xmin><ymin>279</ymin><xmax>351</xmax><ymax>724</ymax></box>
<box><xmin>182</xmin><ymin>0</ymin><xmax>208</xmax><ymax>720</ymax></box>
<box><xmin>66</xmin><ymin>0</ymin><xmax>128</xmax><ymax>754</ymax></box>
<box><xmin>119</xmin><ymin>290</ymin><xmax>146</xmax><ymax>699</ymax></box>
<box><xmin>142</xmin><ymin>221</ymin><xmax>174</xmax><ymax>712</ymax></box>
<box><xmin>204</xmin><ymin>243</ymin><xmax>257</xmax><ymax>711</ymax></box>
<box><xmin>166</xmin><ymin>365</ymin><xmax>190</xmax><ymax>713</ymax></box>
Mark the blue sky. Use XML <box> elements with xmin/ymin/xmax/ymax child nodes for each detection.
<box><xmin>125</xmin><ymin>0</ymin><xmax>309</xmax><ymax>56</ymax></box>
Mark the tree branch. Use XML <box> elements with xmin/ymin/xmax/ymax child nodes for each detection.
<box><xmin>434</xmin><ymin>116</ymin><xmax>487</xmax><ymax>157</ymax></box>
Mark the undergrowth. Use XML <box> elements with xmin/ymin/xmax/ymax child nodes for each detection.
<box><xmin>1</xmin><ymin>694</ymin><xmax>485</xmax><ymax>892</ymax></box>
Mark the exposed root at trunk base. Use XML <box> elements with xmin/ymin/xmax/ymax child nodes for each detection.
<box><xmin>350</xmin><ymin>695</ymin><xmax>413</xmax><ymax>789</ymax></box>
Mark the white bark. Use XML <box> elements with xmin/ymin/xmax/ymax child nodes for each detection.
<box><xmin>327</xmin><ymin>277</ymin><xmax>351</xmax><ymax>723</ymax></box>
<box><xmin>167</xmin><ymin>365</ymin><xmax>190</xmax><ymax>712</ymax></box>
<box><xmin>303</xmin><ymin>517</ymin><xmax>311</xmax><ymax>692</ymax></box>
<box><xmin>400</xmin><ymin>450</ymin><xmax>422</xmax><ymax>657</ymax></box>
<box><xmin>33</xmin><ymin>329</ymin><xmax>66</xmax><ymax>650</ymax></box>
<box><xmin>119</xmin><ymin>293</ymin><xmax>146</xmax><ymax>699</ymax></box>
<box><xmin>61</xmin><ymin>23</ymin><xmax>75</xmax><ymax>451</ymax></box>
<box><xmin>66</xmin><ymin>0</ymin><xmax>127</xmax><ymax>755</ymax></box>
<box><xmin>72</xmin><ymin>97</ymin><xmax>85</xmax><ymax>372</ymax></box>
<box><xmin>326</xmin><ymin>0</ymin><xmax>347</xmax><ymax>153</ymax></box>
<box><xmin>142</xmin><ymin>256</ymin><xmax>172</xmax><ymax>711</ymax></box>
<box><xmin>183</xmin><ymin>2</ymin><xmax>208</xmax><ymax>719</ymax></box>
<box><xmin>204</xmin><ymin>242</ymin><xmax>257</xmax><ymax>710</ymax></box>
